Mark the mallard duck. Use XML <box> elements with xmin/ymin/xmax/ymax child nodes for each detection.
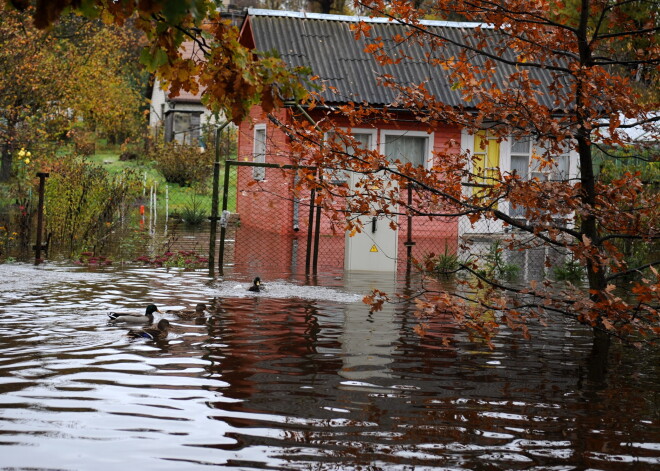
<box><xmin>127</xmin><ymin>319</ymin><xmax>171</xmax><ymax>340</ymax></box>
<box><xmin>168</xmin><ymin>303</ymin><xmax>207</xmax><ymax>320</ymax></box>
<box><xmin>248</xmin><ymin>277</ymin><xmax>262</xmax><ymax>292</ymax></box>
<box><xmin>108</xmin><ymin>304</ymin><xmax>160</xmax><ymax>324</ymax></box>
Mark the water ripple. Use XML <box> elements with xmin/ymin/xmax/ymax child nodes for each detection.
<box><xmin>0</xmin><ymin>263</ymin><xmax>657</xmax><ymax>470</ymax></box>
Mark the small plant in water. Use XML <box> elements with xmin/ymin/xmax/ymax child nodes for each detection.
<box><xmin>181</xmin><ymin>192</ymin><xmax>208</xmax><ymax>226</ymax></box>
<box><xmin>423</xmin><ymin>245</ymin><xmax>460</xmax><ymax>277</ymax></box>
<box><xmin>74</xmin><ymin>251</ymin><xmax>113</xmax><ymax>267</ymax></box>
<box><xmin>478</xmin><ymin>240</ymin><xmax>520</xmax><ymax>281</ymax></box>
<box><xmin>553</xmin><ymin>257</ymin><xmax>585</xmax><ymax>283</ymax></box>
<box><xmin>135</xmin><ymin>250</ymin><xmax>208</xmax><ymax>270</ymax></box>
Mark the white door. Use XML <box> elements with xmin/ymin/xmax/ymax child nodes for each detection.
<box><xmin>344</xmin><ymin>209</ymin><xmax>398</xmax><ymax>272</ymax></box>
<box><xmin>343</xmin><ymin>130</ymin><xmax>433</xmax><ymax>272</ymax></box>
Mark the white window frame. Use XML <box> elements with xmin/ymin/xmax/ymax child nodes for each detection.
<box><xmin>253</xmin><ymin>124</ymin><xmax>266</xmax><ymax>181</ymax></box>
<box><xmin>460</xmin><ymin>129</ymin><xmax>578</xmax><ymax>234</ymax></box>
<box><xmin>380</xmin><ymin>129</ymin><xmax>434</xmax><ymax>169</ymax></box>
<box><xmin>324</xmin><ymin>128</ymin><xmax>377</xmax><ymax>183</ymax></box>
<box><xmin>507</xmin><ymin>136</ymin><xmax>573</xmax><ymax>218</ymax></box>
<box><xmin>510</xmin><ymin>139</ymin><xmax>571</xmax><ymax>181</ymax></box>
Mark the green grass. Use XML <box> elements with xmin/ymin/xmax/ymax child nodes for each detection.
<box><xmin>0</xmin><ymin>142</ymin><xmax>237</xmax><ymax>227</ymax></box>
<box><xmin>87</xmin><ymin>144</ymin><xmax>237</xmax><ymax>217</ymax></box>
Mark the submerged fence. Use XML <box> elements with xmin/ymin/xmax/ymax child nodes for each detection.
<box><xmin>0</xmin><ymin>171</ymin><xmax>222</xmax><ymax>264</ymax></box>
<box><xmin>0</xmin><ymin>161</ymin><xmax>572</xmax><ymax>282</ymax></box>
<box><xmin>216</xmin><ymin>160</ymin><xmax>461</xmax><ymax>276</ymax></box>
<box><xmin>212</xmin><ymin>160</ymin><xmax>576</xmax><ymax>282</ymax></box>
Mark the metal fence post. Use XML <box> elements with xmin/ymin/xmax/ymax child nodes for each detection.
<box><xmin>405</xmin><ymin>183</ymin><xmax>416</xmax><ymax>274</ymax></box>
<box><xmin>305</xmin><ymin>184</ymin><xmax>316</xmax><ymax>275</ymax></box>
<box><xmin>218</xmin><ymin>160</ymin><xmax>232</xmax><ymax>277</ymax></box>
<box><xmin>312</xmin><ymin>171</ymin><xmax>323</xmax><ymax>274</ymax></box>
<box><xmin>208</xmin><ymin>122</ymin><xmax>229</xmax><ymax>277</ymax></box>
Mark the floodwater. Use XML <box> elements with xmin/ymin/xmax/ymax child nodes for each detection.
<box><xmin>0</xmin><ymin>263</ymin><xmax>658</xmax><ymax>470</ymax></box>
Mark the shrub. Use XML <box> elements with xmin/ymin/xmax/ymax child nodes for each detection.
<box><xmin>74</xmin><ymin>251</ymin><xmax>113</xmax><ymax>267</ymax></box>
<box><xmin>43</xmin><ymin>155</ymin><xmax>142</xmax><ymax>256</ymax></box>
<box><xmin>119</xmin><ymin>151</ymin><xmax>138</xmax><ymax>161</ymax></box>
<box><xmin>422</xmin><ymin>245</ymin><xmax>460</xmax><ymax>277</ymax></box>
<box><xmin>478</xmin><ymin>240</ymin><xmax>520</xmax><ymax>282</ymax></box>
<box><xmin>72</xmin><ymin>131</ymin><xmax>96</xmax><ymax>156</ymax></box>
<box><xmin>149</xmin><ymin>140</ymin><xmax>215</xmax><ymax>187</ymax></box>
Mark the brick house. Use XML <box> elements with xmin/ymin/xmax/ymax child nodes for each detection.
<box><xmin>231</xmin><ymin>9</ymin><xmax>578</xmax><ymax>272</ymax></box>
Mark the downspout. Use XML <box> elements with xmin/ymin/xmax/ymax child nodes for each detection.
<box><xmin>293</xmin><ymin>174</ymin><xmax>300</xmax><ymax>232</ymax></box>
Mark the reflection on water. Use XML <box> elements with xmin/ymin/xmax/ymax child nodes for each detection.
<box><xmin>0</xmin><ymin>263</ymin><xmax>658</xmax><ymax>470</ymax></box>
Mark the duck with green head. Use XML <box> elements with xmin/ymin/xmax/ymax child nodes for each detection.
<box><xmin>108</xmin><ymin>304</ymin><xmax>160</xmax><ymax>324</ymax></box>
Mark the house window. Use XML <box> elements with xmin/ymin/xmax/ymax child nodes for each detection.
<box><xmin>346</xmin><ymin>132</ymin><xmax>373</xmax><ymax>155</ymax></box>
<box><xmin>510</xmin><ymin>136</ymin><xmax>570</xmax><ymax>181</ymax></box>
<box><xmin>173</xmin><ymin>113</ymin><xmax>192</xmax><ymax>143</ymax></box>
<box><xmin>253</xmin><ymin>125</ymin><xmax>266</xmax><ymax>181</ymax></box>
<box><xmin>383</xmin><ymin>132</ymin><xmax>429</xmax><ymax>167</ymax></box>
<box><xmin>326</xmin><ymin>130</ymin><xmax>375</xmax><ymax>183</ymax></box>
<box><xmin>166</xmin><ymin>111</ymin><xmax>201</xmax><ymax>145</ymax></box>
<box><xmin>509</xmin><ymin>136</ymin><xmax>571</xmax><ymax>218</ymax></box>
<box><xmin>510</xmin><ymin>137</ymin><xmax>531</xmax><ymax>218</ymax></box>
<box><xmin>534</xmin><ymin>150</ymin><xmax>570</xmax><ymax>181</ymax></box>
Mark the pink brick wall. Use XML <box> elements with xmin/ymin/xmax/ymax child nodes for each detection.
<box><xmin>236</xmin><ymin>107</ymin><xmax>460</xmax><ymax>242</ymax></box>
<box><xmin>236</xmin><ymin>107</ymin><xmax>296</xmax><ymax>234</ymax></box>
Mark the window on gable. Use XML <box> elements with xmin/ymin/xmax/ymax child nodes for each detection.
<box><xmin>253</xmin><ymin>126</ymin><xmax>266</xmax><ymax>181</ymax></box>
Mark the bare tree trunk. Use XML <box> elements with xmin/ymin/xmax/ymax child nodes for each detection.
<box><xmin>574</xmin><ymin>0</ymin><xmax>612</xmax><ymax>366</ymax></box>
<box><xmin>1</xmin><ymin>119</ymin><xmax>17</xmax><ymax>182</ymax></box>
<box><xmin>1</xmin><ymin>140</ymin><xmax>12</xmax><ymax>182</ymax></box>
<box><xmin>587</xmin><ymin>328</ymin><xmax>611</xmax><ymax>386</ymax></box>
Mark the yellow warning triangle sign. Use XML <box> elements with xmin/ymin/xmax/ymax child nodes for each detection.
<box><xmin>370</xmin><ymin>245</ymin><xmax>379</xmax><ymax>252</ymax></box>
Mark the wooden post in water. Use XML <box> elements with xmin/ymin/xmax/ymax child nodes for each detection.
<box><xmin>34</xmin><ymin>172</ymin><xmax>49</xmax><ymax>265</ymax></box>
<box><xmin>208</xmin><ymin>122</ymin><xmax>229</xmax><ymax>277</ymax></box>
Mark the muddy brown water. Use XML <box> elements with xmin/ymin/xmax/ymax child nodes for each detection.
<box><xmin>0</xmin><ymin>263</ymin><xmax>658</xmax><ymax>470</ymax></box>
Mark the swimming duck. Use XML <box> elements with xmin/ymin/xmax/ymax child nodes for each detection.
<box><xmin>248</xmin><ymin>277</ymin><xmax>262</xmax><ymax>292</ymax></box>
<box><xmin>127</xmin><ymin>319</ymin><xmax>171</xmax><ymax>341</ymax></box>
<box><xmin>108</xmin><ymin>304</ymin><xmax>160</xmax><ymax>324</ymax></box>
<box><xmin>168</xmin><ymin>303</ymin><xmax>207</xmax><ymax>320</ymax></box>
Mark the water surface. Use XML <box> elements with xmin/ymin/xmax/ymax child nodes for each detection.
<box><xmin>0</xmin><ymin>263</ymin><xmax>657</xmax><ymax>470</ymax></box>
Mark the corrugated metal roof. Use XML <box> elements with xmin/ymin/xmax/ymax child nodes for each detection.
<box><xmin>245</xmin><ymin>9</ymin><xmax>561</xmax><ymax>109</ymax></box>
